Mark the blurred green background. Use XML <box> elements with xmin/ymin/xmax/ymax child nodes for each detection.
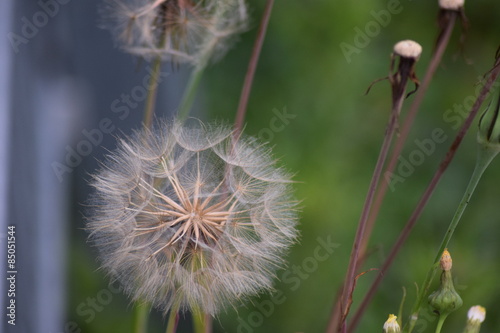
<box><xmin>69</xmin><ymin>1</ymin><xmax>500</xmax><ymax>332</ymax></box>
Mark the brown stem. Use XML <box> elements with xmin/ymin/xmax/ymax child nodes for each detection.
<box><xmin>330</xmin><ymin>55</ymin><xmax>413</xmax><ymax>333</ymax></box>
<box><xmin>233</xmin><ymin>0</ymin><xmax>274</xmax><ymax>135</ymax></box>
<box><xmin>204</xmin><ymin>314</ymin><xmax>212</xmax><ymax>333</ymax></box>
<box><xmin>348</xmin><ymin>56</ymin><xmax>500</xmax><ymax>333</ymax></box>
<box><xmin>356</xmin><ymin>12</ymin><xmax>457</xmax><ymax>275</ymax></box>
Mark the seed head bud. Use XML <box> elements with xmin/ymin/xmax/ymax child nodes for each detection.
<box><xmin>429</xmin><ymin>250</ymin><xmax>463</xmax><ymax>316</ymax></box>
<box><xmin>393</xmin><ymin>40</ymin><xmax>422</xmax><ymax>60</ymax></box>
<box><xmin>478</xmin><ymin>94</ymin><xmax>500</xmax><ymax>150</ymax></box>
<box><xmin>383</xmin><ymin>314</ymin><xmax>401</xmax><ymax>333</ymax></box>
<box><xmin>440</xmin><ymin>249</ymin><xmax>452</xmax><ymax>271</ymax></box>
<box><xmin>439</xmin><ymin>0</ymin><xmax>465</xmax><ymax>11</ymax></box>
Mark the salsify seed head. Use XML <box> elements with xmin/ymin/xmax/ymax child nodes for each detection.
<box><xmin>86</xmin><ymin>119</ymin><xmax>299</xmax><ymax>315</ymax></box>
<box><xmin>101</xmin><ymin>0</ymin><xmax>248</xmax><ymax>64</ymax></box>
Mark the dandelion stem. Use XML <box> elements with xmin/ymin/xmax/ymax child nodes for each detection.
<box><xmin>405</xmin><ymin>145</ymin><xmax>498</xmax><ymax>333</ymax></box>
<box><xmin>133</xmin><ymin>302</ymin><xmax>150</xmax><ymax>333</ymax></box>
<box><xmin>348</xmin><ymin>55</ymin><xmax>500</xmax><ymax>333</ymax></box>
<box><xmin>143</xmin><ymin>56</ymin><xmax>163</xmax><ymax>128</ymax></box>
<box><xmin>234</xmin><ymin>0</ymin><xmax>274</xmax><ymax>135</ymax></box>
<box><xmin>165</xmin><ymin>309</ymin><xmax>179</xmax><ymax>333</ymax></box>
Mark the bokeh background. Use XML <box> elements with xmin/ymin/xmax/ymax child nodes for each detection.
<box><xmin>3</xmin><ymin>0</ymin><xmax>500</xmax><ymax>332</ymax></box>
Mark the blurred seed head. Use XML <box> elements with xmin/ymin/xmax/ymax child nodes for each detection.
<box><xmin>86</xmin><ymin>119</ymin><xmax>298</xmax><ymax>314</ymax></box>
<box><xmin>102</xmin><ymin>0</ymin><xmax>248</xmax><ymax>65</ymax></box>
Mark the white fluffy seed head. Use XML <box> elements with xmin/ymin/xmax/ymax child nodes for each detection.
<box><xmin>393</xmin><ymin>40</ymin><xmax>422</xmax><ymax>60</ymax></box>
<box><xmin>101</xmin><ymin>0</ymin><xmax>248</xmax><ymax>65</ymax></box>
<box><xmin>439</xmin><ymin>0</ymin><xmax>464</xmax><ymax>10</ymax></box>
<box><xmin>86</xmin><ymin>119</ymin><xmax>299</xmax><ymax>314</ymax></box>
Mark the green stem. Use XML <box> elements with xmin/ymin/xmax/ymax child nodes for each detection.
<box><xmin>406</xmin><ymin>145</ymin><xmax>499</xmax><ymax>333</ymax></box>
<box><xmin>177</xmin><ymin>62</ymin><xmax>207</xmax><ymax>123</ymax></box>
<box><xmin>192</xmin><ymin>307</ymin><xmax>207</xmax><ymax>333</ymax></box>
<box><xmin>165</xmin><ymin>308</ymin><xmax>179</xmax><ymax>333</ymax></box>
<box><xmin>133</xmin><ymin>302</ymin><xmax>150</xmax><ymax>333</ymax></box>
<box><xmin>435</xmin><ymin>314</ymin><xmax>449</xmax><ymax>333</ymax></box>
<box><xmin>144</xmin><ymin>56</ymin><xmax>163</xmax><ymax>128</ymax></box>
<box><xmin>434</xmin><ymin>146</ymin><xmax>497</xmax><ymax>260</ymax></box>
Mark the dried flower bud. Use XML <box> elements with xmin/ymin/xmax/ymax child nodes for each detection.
<box><xmin>86</xmin><ymin>119</ymin><xmax>298</xmax><ymax>315</ymax></box>
<box><xmin>463</xmin><ymin>306</ymin><xmax>486</xmax><ymax>333</ymax></box>
<box><xmin>393</xmin><ymin>40</ymin><xmax>422</xmax><ymax>60</ymax></box>
<box><xmin>383</xmin><ymin>314</ymin><xmax>401</xmax><ymax>333</ymax></box>
<box><xmin>439</xmin><ymin>0</ymin><xmax>465</xmax><ymax>11</ymax></box>
<box><xmin>429</xmin><ymin>250</ymin><xmax>462</xmax><ymax>316</ymax></box>
<box><xmin>440</xmin><ymin>249</ymin><xmax>452</xmax><ymax>271</ymax></box>
<box><xmin>478</xmin><ymin>94</ymin><xmax>500</xmax><ymax>150</ymax></box>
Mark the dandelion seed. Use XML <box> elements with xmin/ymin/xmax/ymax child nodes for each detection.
<box><xmin>86</xmin><ymin>119</ymin><xmax>298</xmax><ymax>315</ymax></box>
<box><xmin>101</xmin><ymin>0</ymin><xmax>248</xmax><ymax>64</ymax></box>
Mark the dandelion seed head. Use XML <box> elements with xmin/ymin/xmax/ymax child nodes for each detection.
<box><xmin>87</xmin><ymin>119</ymin><xmax>298</xmax><ymax>314</ymax></box>
<box><xmin>101</xmin><ymin>0</ymin><xmax>248</xmax><ymax>65</ymax></box>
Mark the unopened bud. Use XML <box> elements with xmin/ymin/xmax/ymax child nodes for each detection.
<box><xmin>383</xmin><ymin>314</ymin><xmax>401</xmax><ymax>333</ymax></box>
<box><xmin>439</xmin><ymin>0</ymin><xmax>465</xmax><ymax>11</ymax></box>
<box><xmin>440</xmin><ymin>249</ymin><xmax>452</xmax><ymax>271</ymax></box>
<box><xmin>429</xmin><ymin>250</ymin><xmax>462</xmax><ymax>316</ymax></box>
<box><xmin>463</xmin><ymin>306</ymin><xmax>486</xmax><ymax>333</ymax></box>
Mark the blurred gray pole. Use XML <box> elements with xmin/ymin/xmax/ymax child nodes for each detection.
<box><xmin>4</xmin><ymin>0</ymin><xmax>80</xmax><ymax>331</ymax></box>
<box><xmin>0</xmin><ymin>0</ymin><xmax>13</xmax><ymax>330</ymax></box>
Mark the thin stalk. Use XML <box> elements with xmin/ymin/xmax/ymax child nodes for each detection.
<box><xmin>435</xmin><ymin>314</ymin><xmax>448</xmax><ymax>333</ymax></box>
<box><xmin>204</xmin><ymin>314</ymin><xmax>213</xmax><ymax>333</ymax></box>
<box><xmin>143</xmin><ymin>6</ymin><xmax>171</xmax><ymax>128</ymax></box>
<box><xmin>133</xmin><ymin>302</ymin><xmax>150</xmax><ymax>333</ymax></box>
<box><xmin>144</xmin><ymin>56</ymin><xmax>163</xmax><ymax>128</ymax></box>
<box><xmin>192</xmin><ymin>308</ymin><xmax>207</xmax><ymax>333</ymax></box>
<box><xmin>165</xmin><ymin>309</ymin><xmax>179</xmax><ymax>333</ymax></box>
<box><xmin>348</xmin><ymin>58</ymin><xmax>500</xmax><ymax>333</ymax></box>
<box><xmin>330</xmin><ymin>51</ymin><xmax>417</xmax><ymax>332</ymax></box>
<box><xmin>333</xmin><ymin>92</ymin><xmax>405</xmax><ymax>333</ymax></box>
<box><xmin>177</xmin><ymin>61</ymin><xmax>208</xmax><ymax>123</ymax></box>
<box><xmin>405</xmin><ymin>145</ymin><xmax>498</xmax><ymax>333</ymax></box>
<box><xmin>358</xmin><ymin>12</ymin><xmax>458</xmax><ymax>266</ymax></box>
<box><xmin>233</xmin><ymin>0</ymin><xmax>274</xmax><ymax>135</ymax></box>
